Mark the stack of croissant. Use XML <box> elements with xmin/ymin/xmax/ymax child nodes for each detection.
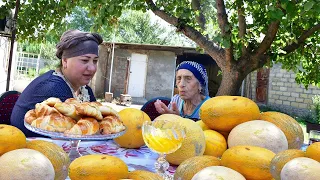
<box><xmin>24</xmin><ymin>97</ymin><xmax>126</xmax><ymax>135</ymax></box>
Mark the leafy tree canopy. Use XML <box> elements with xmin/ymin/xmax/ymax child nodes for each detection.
<box><xmin>1</xmin><ymin>0</ymin><xmax>319</xmax><ymax>95</ymax></box>
<box><xmin>16</xmin><ymin>6</ymin><xmax>194</xmax><ymax>65</ymax></box>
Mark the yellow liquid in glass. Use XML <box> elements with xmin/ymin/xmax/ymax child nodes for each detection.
<box><xmin>143</xmin><ymin>133</ymin><xmax>183</xmax><ymax>154</ymax></box>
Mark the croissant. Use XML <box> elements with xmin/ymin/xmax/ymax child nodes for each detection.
<box><xmin>35</xmin><ymin>103</ymin><xmax>61</xmax><ymax>117</ymax></box>
<box><xmin>54</xmin><ymin>102</ymin><xmax>81</xmax><ymax>120</ymax></box>
<box><xmin>89</xmin><ymin>101</ymin><xmax>103</xmax><ymax>106</ymax></box>
<box><xmin>64</xmin><ymin>117</ymin><xmax>100</xmax><ymax>135</ymax></box>
<box><xmin>99</xmin><ymin>105</ymin><xmax>119</xmax><ymax>117</ymax></box>
<box><xmin>100</xmin><ymin>115</ymin><xmax>126</xmax><ymax>135</ymax></box>
<box><xmin>41</xmin><ymin>97</ymin><xmax>62</xmax><ymax>107</ymax></box>
<box><xmin>31</xmin><ymin>114</ymin><xmax>76</xmax><ymax>132</ymax></box>
<box><xmin>25</xmin><ymin>109</ymin><xmax>37</xmax><ymax>124</ymax></box>
<box><xmin>65</xmin><ymin>98</ymin><xmax>81</xmax><ymax>105</ymax></box>
<box><xmin>75</xmin><ymin>103</ymin><xmax>103</xmax><ymax>120</ymax></box>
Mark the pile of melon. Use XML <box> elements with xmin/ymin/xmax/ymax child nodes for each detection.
<box><xmin>1</xmin><ymin>97</ymin><xmax>320</xmax><ymax>180</ymax></box>
<box><xmin>172</xmin><ymin>95</ymin><xmax>320</xmax><ymax>180</ymax></box>
<box><xmin>0</xmin><ymin>124</ymin><xmax>69</xmax><ymax>180</ymax></box>
<box><xmin>0</xmin><ymin>123</ymin><xmax>163</xmax><ymax>180</ymax></box>
<box><xmin>112</xmin><ymin>96</ymin><xmax>320</xmax><ymax>180</ymax></box>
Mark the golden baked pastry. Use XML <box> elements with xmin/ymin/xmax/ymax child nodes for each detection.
<box><xmin>24</xmin><ymin>109</ymin><xmax>37</xmax><ymax>124</ymax></box>
<box><xmin>54</xmin><ymin>102</ymin><xmax>81</xmax><ymax>120</ymax></box>
<box><xmin>35</xmin><ymin>103</ymin><xmax>61</xmax><ymax>117</ymax></box>
<box><xmin>100</xmin><ymin>115</ymin><xmax>126</xmax><ymax>135</ymax></box>
<box><xmin>41</xmin><ymin>97</ymin><xmax>62</xmax><ymax>107</ymax></box>
<box><xmin>64</xmin><ymin>117</ymin><xmax>100</xmax><ymax>135</ymax></box>
<box><xmin>99</xmin><ymin>105</ymin><xmax>119</xmax><ymax>117</ymax></box>
<box><xmin>65</xmin><ymin>98</ymin><xmax>81</xmax><ymax>105</ymax></box>
<box><xmin>89</xmin><ymin>101</ymin><xmax>103</xmax><ymax>106</ymax></box>
<box><xmin>75</xmin><ymin>103</ymin><xmax>103</xmax><ymax>120</ymax></box>
<box><xmin>31</xmin><ymin>114</ymin><xmax>76</xmax><ymax>133</ymax></box>
<box><xmin>26</xmin><ymin>97</ymin><xmax>125</xmax><ymax>136</ymax></box>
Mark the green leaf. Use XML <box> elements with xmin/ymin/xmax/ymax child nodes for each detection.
<box><xmin>109</xmin><ymin>4</ymin><xmax>114</xmax><ymax>12</ymax></box>
<box><xmin>268</xmin><ymin>6</ymin><xmax>275</xmax><ymax>11</ymax></box>
<box><xmin>213</xmin><ymin>36</ymin><xmax>222</xmax><ymax>43</ymax></box>
<box><xmin>221</xmin><ymin>39</ymin><xmax>231</xmax><ymax>48</ymax></box>
<box><xmin>270</xmin><ymin>9</ymin><xmax>284</xmax><ymax>20</ymax></box>
<box><xmin>304</xmin><ymin>1</ymin><xmax>315</xmax><ymax>11</ymax></box>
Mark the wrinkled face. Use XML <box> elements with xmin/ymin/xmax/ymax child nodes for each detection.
<box><xmin>62</xmin><ymin>54</ymin><xmax>98</xmax><ymax>88</ymax></box>
<box><xmin>176</xmin><ymin>69</ymin><xmax>201</xmax><ymax>100</ymax></box>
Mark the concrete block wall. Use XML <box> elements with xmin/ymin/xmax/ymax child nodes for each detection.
<box><xmin>250</xmin><ymin>71</ymin><xmax>257</xmax><ymax>101</ymax></box>
<box><xmin>267</xmin><ymin>63</ymin><xmax>319</xmax><ymax>117</ymax></box>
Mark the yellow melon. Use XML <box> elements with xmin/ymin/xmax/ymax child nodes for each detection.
<box><xmin>0</xmin><ymin>149</ymin><xmax>55</xmax><ymax>180</ymax></box>
<box><xmin>69</xmin><ymin>154</ymin><xmax>128</xmax><ymax>180</ymax></box>
<box><xmin>127</xmin><ymin>170</ymin><xmax>163</xmax><ymax>180</ymax></box>
<box><xmin>280</xmin><ymin>157</ymin><xmax>320</xmax><ymax>180</ymax></box>
<box><xmin>26</xmin><ymin>140</ymin><xmax>70</xmax><ymax>180</ymax></box>
<box><xmin>0</xmin><ymin>124</ymin><xmax>26</xmax><ymax>156</ymax></box>
<box><xmin>153</xmin><ymin>115</ymin><xmax>206</xmax><ymax>165</ymax></box>
<box><xmin>221</xmin><ymin>145</ymin><xmax>276</xmax><ymax>180</ymax></box>
<box><xmin>114</xmin><ymin>108</ymin><xmax>151</xmax><ymax>148</ymax></box>
<box><xmin>203</xmin><ymin>130</ymin><xmax>227</xmax><ymax>157</ymax></box>
<box><xmin>228</xmin><ymin>120</ymin><xmax>288</xmax><ymax>153</ymax></box>
<box><xmin>153</xmin><ymin>113</ymin><xmax>182</xmax><ymax>122</ymax></box>
<box><xmin>200</xmin><ymin>96</ymin><xmax>260</xmax><ymax>132</ymax></box>
<box><xmin>216</xmin><ymin>130</ymin><xmax>230</xmax><ymax>140</ymax></box>
<box><xmin>196</xmin><ymin>120</ymin><xmax>210</xmax><ymax>130</ymax></box>
<box><xmin>270</xmin><ymin>149</ymin><xmax>305</xmax><ymax>180</ymax></box>
<box><xmin>259</xmin><ymin>112</ymin><xmax>304</xmax><ymax>149</ymax></box>
<box><xmin>191</xmin><ymin>166</ymin><xmax>246</xmax><ymax>180</ymax></box>
<box><xmin>306</xmin><ymin>142</ymin><xmax>320</xmax><ymax>162</ymax></box>
<box><xmin>174</xmin><ymin>155</ymin><xmax>220</xmax><ymax>180</ymax></box>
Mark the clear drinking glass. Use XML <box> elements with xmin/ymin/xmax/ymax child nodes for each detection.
<box><xmin>309</xmin><ymin>130</ymin><xmax>320</xmax><ymax>145</ymax></box>
<box><xmin>142</xmin><ymin>120</ymin><xmax>186</xmax><ymax>180</ymax></box>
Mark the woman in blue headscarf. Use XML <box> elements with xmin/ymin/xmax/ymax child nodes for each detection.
<box><xmin>154</xmin><ymin>61</ymin><xmax>210</xmax><ymax>121</ymax></box>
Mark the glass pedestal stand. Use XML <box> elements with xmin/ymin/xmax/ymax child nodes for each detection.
<box><xmin>155</xmin><ymin>154</ymin><xmax>173</xmax><ymax>180</ymax></box>
<box><xmin>24</xmin><ymin>121</ymin><xmax>126</xmax><ymax>162</ymax></box>
<box><xmin>68</xmin><ymin>140</ymin><xmax>81</xmax><ymax>162</ymax></box>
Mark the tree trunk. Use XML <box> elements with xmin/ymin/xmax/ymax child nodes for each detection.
<box><xmin>216</xmin><ymin>68</ymin><xmax>246</xmax><ymax>96</ymax></box>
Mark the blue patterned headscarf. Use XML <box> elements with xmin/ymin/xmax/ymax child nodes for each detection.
<box><xmin>176</xmin><ymin>61</ymin><xmax>209</xmax><ymax>96</ymax></box>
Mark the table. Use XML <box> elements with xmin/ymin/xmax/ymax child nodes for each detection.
<box><xmin>27</xmin><ymin>137</ymin><xmax>309</xmax><ymax>179</ymax></box>
<box><xmin>27</xmin><ymin>138</ymin><xmax>177</xmax><ymax>174</ymax></box>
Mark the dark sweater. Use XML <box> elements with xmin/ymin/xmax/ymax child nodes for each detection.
<box><xmin>10</xmin><ymin>70</ymin><xmax>96</xmax><ymax>137</ymax></box>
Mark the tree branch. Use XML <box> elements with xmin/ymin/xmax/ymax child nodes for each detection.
<box><xmin>191</xmin><ymin>0</ymin><xmax>206</xmax><ymax>31</ymax></box>
<box><xmin>253</xmin><ymin>21</ymin><xmax>280</xmax><ymax>57</ymax></box>
<box><xmin>237</xmin><ymin>0</ymin><xmax>247</xmax><ymax>55</ymax></box>
<box><xmin>216</xmin><ymin>0</ymin><xmax>234</xmax><ymax>62</ymax></box>
<box><xmin>145</xmin><ymin>0</ymin><xmax>225</xmax><ymax>65</ymax></box>
<box><xmin>282</xmin><ymin>23</ymin><xmax>320</xmax><ymax>54</ymax></box>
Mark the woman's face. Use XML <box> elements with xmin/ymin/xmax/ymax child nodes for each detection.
<box><xmin>62</xmin><ymin>54</ymin><xmax>98</xmax><ymax>88</ymax></box>
<box><xmin>176</xmin><ymin>69</ymin><xmax>201</xmax><ymax>100</ymax></box>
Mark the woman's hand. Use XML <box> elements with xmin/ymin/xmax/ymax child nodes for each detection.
<box><xmin>154</xmin><ymin>99</ymin><xmax>180</xmax><ymax>116</ymax></box>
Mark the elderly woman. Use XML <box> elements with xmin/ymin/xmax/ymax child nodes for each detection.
<box><xmin>10</xmin><ymin>30</ymin><xmax>103</xmax><ymax>137</ymax></box>
<box><xmin>154</xmin><ymin>61</ymin><xmax>210</xmax><ymax>120</ymax></box>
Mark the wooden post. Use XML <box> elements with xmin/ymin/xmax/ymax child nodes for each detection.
<box><xmin>6</xmin><ymin>0</ymin><xmax>20</xmax><ymax>91</ymax></box>
<box><xmin>124</xmin><ymin>57</ymin><xmax>130</xmax><ymax>94</ymax></box>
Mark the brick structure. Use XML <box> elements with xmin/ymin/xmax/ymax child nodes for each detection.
<box><xmin>250</xmin><ymin>63</ymin><xmax>319</xmax><ymax>117</ymax></box>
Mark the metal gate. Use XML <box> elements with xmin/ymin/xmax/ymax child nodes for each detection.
<box><xmin>15</xmin><ymin>52</ymin><xmax>40</xmax><ymax>80</ymax></box>
<box><xmin>0</xmin><ymin>36</ymin><xmax>11</xmax><ymax>93</ymax></box>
